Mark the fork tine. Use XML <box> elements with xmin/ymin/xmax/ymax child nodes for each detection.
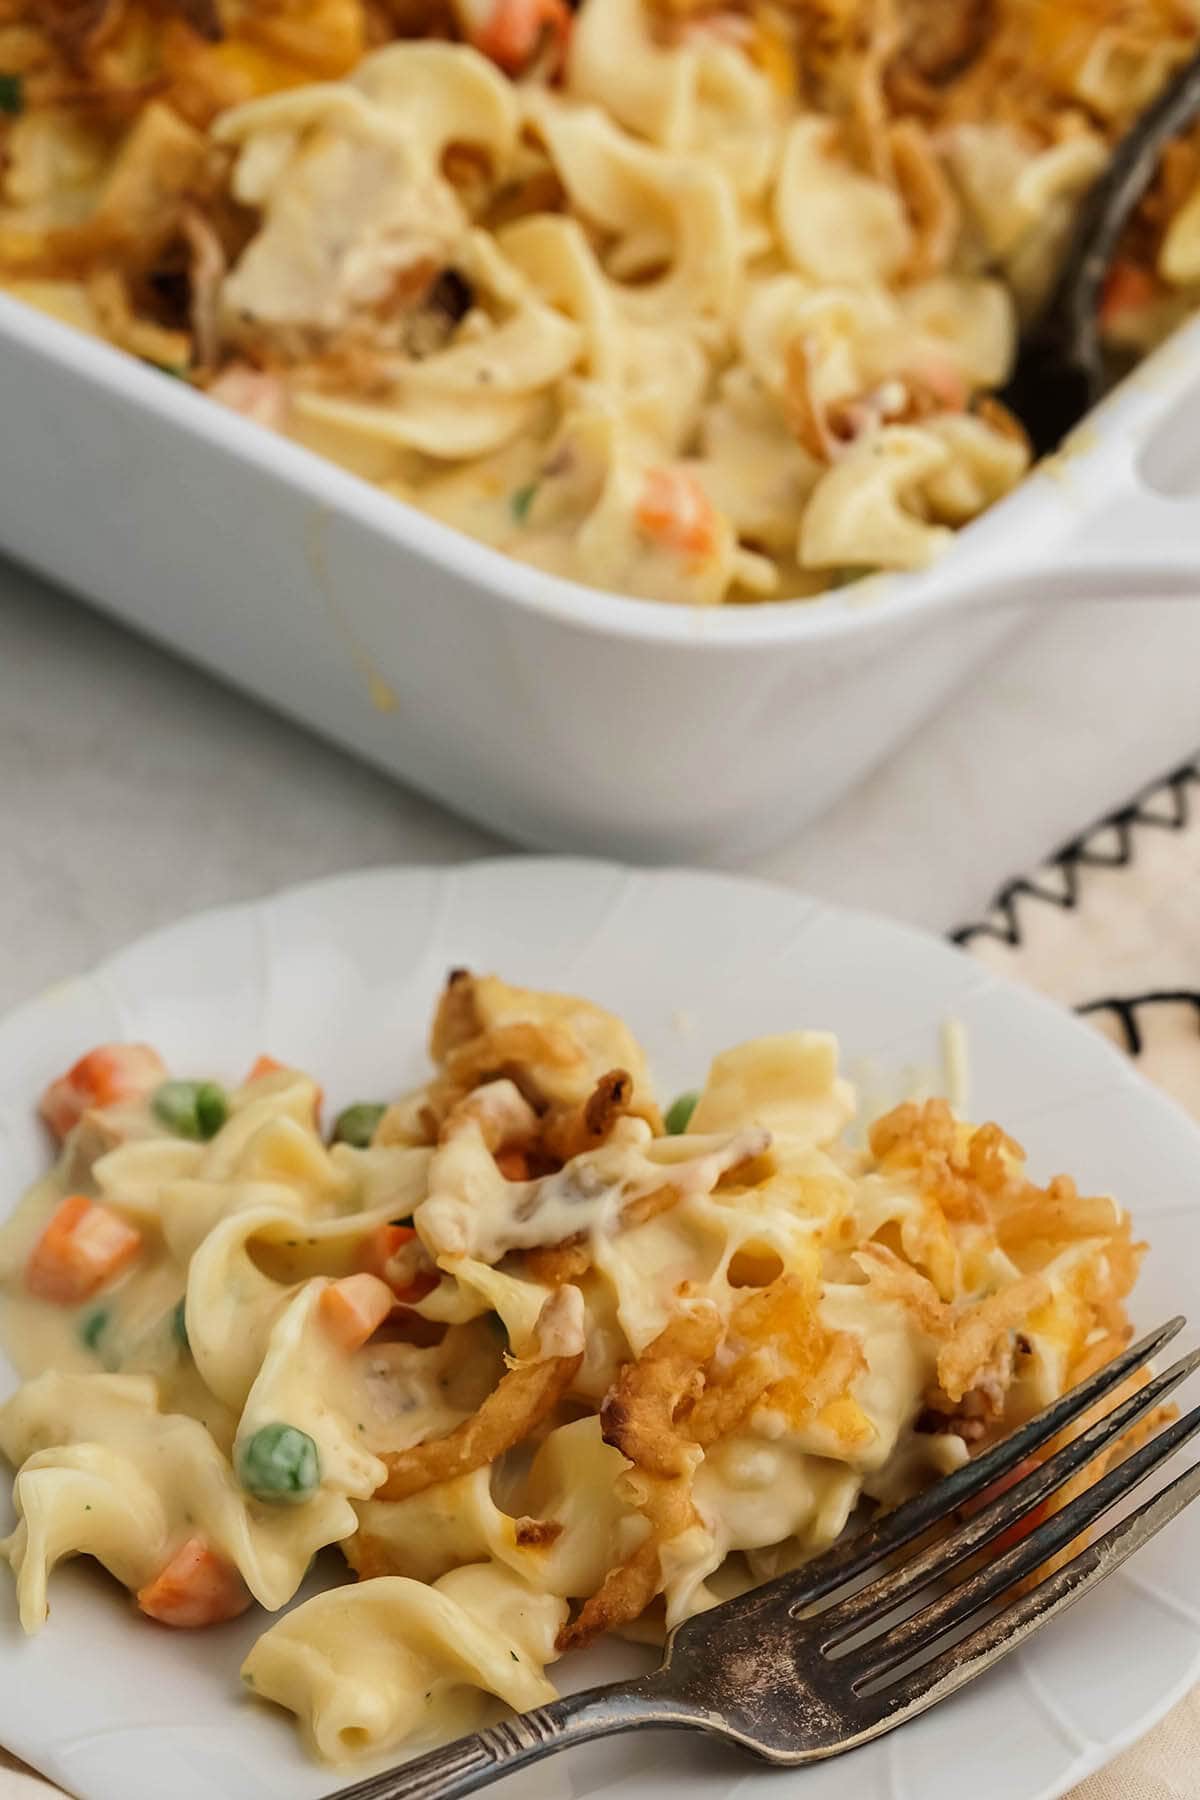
<box><xmin>776</xmin><ymin>1315</ymin><xmax>1185</xmax><ymax>1615</ymax></box>
<box><xmin>849</xmin><ymin>1392</ymin><xmax>1200</xmax><ymax>1685</ymax></box>
<box><xmin>860</xmin><ymin>1449</ymin><xmax>1200</xmax><ymax>1736</ymax></box>
<box><xmin>819</xmin><ymin>1344</ymin><xmax>1200</xmax><ymax>1646</ymax></box>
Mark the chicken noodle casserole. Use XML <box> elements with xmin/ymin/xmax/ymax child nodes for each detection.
<box><xmin>0</xmin><ymin>973</ymin><xmax>1161</xmax><ymax>1764</ymax></box>
<box><xmin>3</xmin><ymin>2</ymin><xmax>1200</xmax><ymax>604</ymax></box>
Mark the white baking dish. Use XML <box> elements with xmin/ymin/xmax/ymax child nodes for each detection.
<box><xmin>3</xmin><ymin>290</ymin><xmax>1200</xmax><ymax>861</ymax></box>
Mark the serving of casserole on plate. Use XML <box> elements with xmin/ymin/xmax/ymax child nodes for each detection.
<box><xmin>0</xmin><ymin>861</ymin><xmax>1196</xmax><ymax>1800</ymax></box>
<box><xmin>4</xmin><ymin>0</ymin><xmax>1200</xmax><ymax>608</ymax></box>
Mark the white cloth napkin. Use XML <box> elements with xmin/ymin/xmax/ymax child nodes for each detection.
<box><xmin>962</xmin><ymin>758</ymin><xmax>1200</xmax><ymax>1798</ymax></box>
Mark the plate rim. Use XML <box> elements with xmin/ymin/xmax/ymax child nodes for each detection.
<box><xmin>0</xmin><ymin>853</ymin><xmax>1197</xmax><ymax>1800</ymax></box>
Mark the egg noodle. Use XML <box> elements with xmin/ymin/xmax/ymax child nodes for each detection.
<box><xmin>3</xmin><ymin>1</ymin><xmax>1200</xmax><ymax>603</ymax></box>
<box><xmin>0</xmin><ymin>972</ymin><xmax>1161</xmax><ymax>1764</ymax></box>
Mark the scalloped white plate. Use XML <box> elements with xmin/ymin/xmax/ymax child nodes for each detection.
<box><xmin>0</xmin><ymin>859</ymin><xmax>1196</xmax><ymax>1800</ymax></box>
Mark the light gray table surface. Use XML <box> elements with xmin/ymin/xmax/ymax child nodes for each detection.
<box><xmin>4</xmin><ymin>555</ymin><xmax>1199</xmax><ymax>1017</ymax></box>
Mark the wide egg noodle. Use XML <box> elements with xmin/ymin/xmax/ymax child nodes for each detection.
<box><xmin>0</xmin><ymin>979</ymin><xmax>1150</xmax><ymax>1767</ymax></box>
<box><xmin>350</xmin><ymin>1414</ymin><xmax>639</xmax><ymax>1595</ymax></box>
<box><xmin>799</xmin><ymin>425</ymin><xmax>956</xmax><ymax>572</ymax></box>
<box><xmin>8</xmin><ymin>1</ymin><xmax>1195</xmax><ymax>604</ymax></box>
<box><xmin>0</xmin><ymin>1372</ymin><xmax>363</xmax><ymax>1621</ymax></box>
<box><xmin>242</xmin><ymin>1565</ymin><xmax>567</xmax><ymax>1763</ymax></box>
<box><xmin>185</xmin><ymin>1192</ymin><xmax>428</xmax><ymax>1411</ymax></box>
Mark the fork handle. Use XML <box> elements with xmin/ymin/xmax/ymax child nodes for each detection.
<box><xmin>324</xmin><ymin>1679</ymin><xmax>696</xmax><ymax>1800</ymax></box>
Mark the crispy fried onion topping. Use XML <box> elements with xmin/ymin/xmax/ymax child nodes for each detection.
<box><xmin>561</xmin><ymin>1278</ymin><xmax>867</xmax><ymax>1650</ymax></box>
<box><xmin>855</xmin><ymin>1240</ymin><xmax>1048</xmax><ymax>1406</ymax></box>
<box><xmin>558</xmin><ymin>1303</ymin><xmax>721</xmax><ymax>1650</ymax></box>
<box><xmin>600</xmin><ymin>1303</ymin><xmax>725</xmax><ymax>1480</ymax></box>
<box><xmin>374</xmin><ymin>1284</ymin><xmax>584</xmax><ymax>1501</ymax></box>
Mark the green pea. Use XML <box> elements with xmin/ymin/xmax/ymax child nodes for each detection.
<box><xmin>331</xmin><ymin>1102</ymin><xmax>386</xmax><ymax>1149</ymax></box>
<box><xmin>0</xmin><ymin>74</ymin><xmax>23</xmax><ymax>117</ymax></box>
<box><xmin>194</xmin><ymin>1082</ymin><xmax>228</xmax><ymax>1137</ymax></box>
<box><xmin>152</xmin><ymin>1080</ymin><xmax>228</xmax><ymax>1140</ymax></box>
<box><xmin>238</xmin><ymin>1423</ymin><xmax>320</xmax><ymax>1504</ymax></box>
<box><xmin>664</xmin><ymin>1091</ymin><xmax>699</xmax><ymax>1135</ymax></box>
<box><xmin>171</xmin><ymin>1297</ymin><xmax>189</xmax><ymax>1351</ymax></box>
<box><xmin>510</xmin><ymin>481</ymin><xmax>537</xmax><ymax>522</ymax></box>
<box><xmin>79</xmin><ymin>1308</ymin><xmax>109</xmax><ymax>1353</ymax></box>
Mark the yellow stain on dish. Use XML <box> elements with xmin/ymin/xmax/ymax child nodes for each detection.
<box><xmin>367</xmin><ymin>672</ymin><xmax>399</xmax><ymax>713</ymax></box>
<box><xmin>304</xmin><ymin>505</ymin><xmax>400</xmax><ymax>716</ymax></box>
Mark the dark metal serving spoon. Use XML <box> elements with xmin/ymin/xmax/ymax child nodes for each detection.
<box><xmin>1003</xmin><ymin>41</ymin><xmax>1200</xmax><ymax>456</ymax></box>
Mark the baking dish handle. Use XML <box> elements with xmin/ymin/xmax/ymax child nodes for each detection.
<box><xmin>1036</xmin><ymin>474</ymin><xmax>1200</xmax><ymax>602</ymax></box>
<box><xmin>993</xmin><ymin>340</ymin><xmax>1200</xmax><ymax>602</ymax></box>
<box><xmin>952</xmin><ymin>318</ymin><xmax>1200</xmax><ymax>607</ymax></box>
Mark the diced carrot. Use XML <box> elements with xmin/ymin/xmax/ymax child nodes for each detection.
<box><xmin>244</xmin><ymin>1054</ymin><xmax>324</xmax><ymax>1117</ymax></box>
<box><xmin>26</xmin><ymin>1195</ymin><xmax>142</xmax><ymax>1305</ymax></box>
<box><xmin>39</xmin><ymin>1044</ymin><xmax>167</xmax><ymax>1142</ymax></box>
<box><xmin>901</xmin><ymin>351</ymin><xmax>968</xmax><ymax>413</ymax></box>
<box><xmin>635</xmin><ymin>468</ymin><xmax>718</xmax><ymax>562</ymax></box>
<box><xmin>319</xmin><ymin>1273</ymin><xmax>394</xmax><ymax>1351</ymax></box>
<box><xmin>496</xmin><ymin>1147</ymin><xmax>531</xmax><ymax>1181</ymax></box>
<box><xmin>358</xmin><ymin>1220</ymin><xmax>415</xmax><ymax>1278</ymax></box>
<box><xmin>137</xmin><ymin>1537</ymin><xmax>252</xmax><ymax>1628</ymax></box>
<box><xmin>1100</xmin><ymin>259</ymin><xmax>1157</xmax><ymax>329</ymax></box>
<box><xmin>470</xmin><ymin>0</ymin><xmax>570</xmax><ymax>74</ymax></box>
<box><xmin>357</xmin><ymin>1221</ymin><xmax>437</xmax><ymax>1303</ymax></box>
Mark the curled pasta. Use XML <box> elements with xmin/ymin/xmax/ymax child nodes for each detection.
<box><xmin>775</xmin><ymin>120</ymin><xmax>912</xmax><ymax>285</ymax></box>
<box><xmin>799</xmin><ymin>426</ymin><xmax>954</xmax><ymax>572</ymax></box>
<box><xmin>0</xmin><ymin>980</ymin><xmax>1150</xmax><ymax>1767</ymax></box>
<box><xmin>2</xmin><ymin>0</ymin><xmax>1191</xmax><ymax>605</ymax></box>
<box><xmin>242</xmin><ymin>1565</ymin><xmax>567</xmax><ymax>1762</ymax></box>
<box><xmin>0</xmin><ymin>1373</ymin><xmax>363</xmax><ymax>1618</ymax></box>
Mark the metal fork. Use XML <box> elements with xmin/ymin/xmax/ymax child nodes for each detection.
<box><xmin>329</xmin><ymin>1316</ymin><xmax>1200</xmax><ymax>1800</ymax></box>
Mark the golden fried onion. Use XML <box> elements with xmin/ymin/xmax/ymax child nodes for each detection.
<box><xmin>374</xmin><ymin>1284</ymin><xmax>585</xmax><ymax>1501</ymax></box>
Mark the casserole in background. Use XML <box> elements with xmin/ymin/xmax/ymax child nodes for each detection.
<box><xmin>6</xmin><ymin>0</ymin><xmax>1200</xmax><ymax>610</ymax></box>
<box><xmin>5</xmin><ymin>288</ymin><xmax>1200</xmax><ymax>859</ymax></box>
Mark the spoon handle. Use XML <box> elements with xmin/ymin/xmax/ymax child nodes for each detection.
<box><xmin>1054</xmin><ymin>44</ymin><xmax>1200</xmax><ymax>351</ymax></box>
<box><xmin>1010</xmin><ymin>43</ymin><xmax>1200</xmax><ymax>453</ymax></box>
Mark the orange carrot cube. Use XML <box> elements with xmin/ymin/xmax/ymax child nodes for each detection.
<box><xmin>40</xmin><ymin>1044</ymin><xmax>167</xmax><ymax>1141</ymax></box>
<box><xmin>471</xmin><ymin>0</ymin><xmax>570</xmax><ymax>73</ymax></box>
<box><xmin>635</xmin><ymin>468</ymin><xmax>718</xmax><ymax>562</ymax></box>
<box><xmin>137</xmin><ymin>1538</ymin><xmax>252</xmax><ymax>1628</ymax></box>
<box><xmin>319</xmin><ymin>1273</ymin><xmax>394</xmax><ymax>1351</ymax></box>
<box><xmin>26</xmin><ymin>1195</ymin><xmax>142</xmax><ymax>1305</ymax></box>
